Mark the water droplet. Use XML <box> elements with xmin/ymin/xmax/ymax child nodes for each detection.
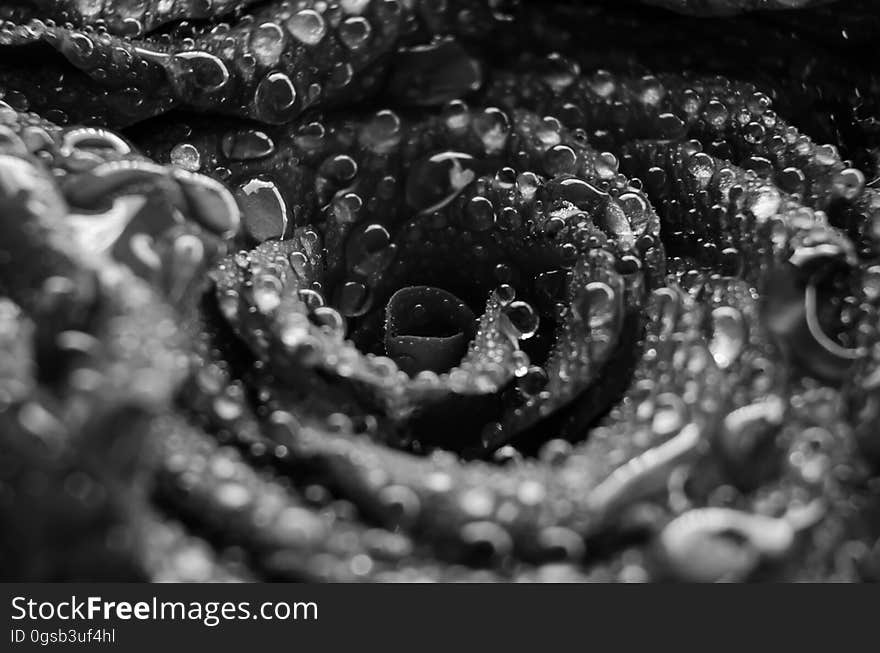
<box><xmin>779</xmin><ymin>167</ymin><xmax>806</xmax><ymax>195</ymax></box>
<box><xmin>215</xmin><ymin>482</ymin><xmax>251</xmax><ymax>510</ymax></box>
<box><xmin>657</xmin><ymin>113</ymin><xmax>686</xmax><ymax>140</ymax></box>
<box><xmin>286</xmin><ymin>9</ymin><xmax>327</xmax><ymax>45</ymax></box>
<box><xmin>170</xmin><ymin>142</ymin><xmax>201</xmax><ymax>171</ymax></box>
<box><xmin>538</xmin><ymin>52</ymin><xmax>580</xmax><ymax>92</ymax></box>
<box><xmin>312</xmin><ymin>306</ymin><xmax>346</xmax><ymax>335</ymax></box>
<box><xmin>405</xmin><ymin>151</ymin><xmax>475</xmax><ymax>213</ymax></box>
<box><xmin>341</xmin><ymin>0</ymin><xmax>371</xmax><ymax>13</ymax></box>
<box><xmin>512</xmin><ymin>349</ymin><xmax>530</xmax><ymax>377</ymax></box>
<box><xmin>339</xmin><ymin>16</ymin><xmax>373</xmax><ymax>50</ymax></box>
<box><xmin>687</xmin><ymin>152</ymin><xmax>715</xmax><ymax>188</ymax></box>
<box><xmin>298</xmin><ymin>289</ymin><xmax>324</xmax><ymax>310</ymax></box>
<box><xmin>651</xmin><ymin>393</ymin><xmax>687</xmax><ymax>436</ymax></box>
<box><xmin>574</xmin><ymin>281</ymin><xmax>618</xmax><ymax>328</ymax></box>
<box><xmin>252</xmin><ymin>275</ymin><xmax>282</xmax><ymax>313</ymax></box>
<box><xmin>221</xmin><ymin>129</ymin><xmax>275</xmax><ymax>161</ymax></box>
<box><xmin>750</xmin><ymin>188</ymin><xmax>781</xmax><ymax>221</ymax></box>
<box><xmin>544</xmin><ymin>144</ymin><xmax>577</xmax><ymax>176</ymax></box>
<box><xmin>254</xmin><ymin>71</ymin><xmax>297</xmax><ymax>124</ymax></box>
<box><xmin>235</xmin><ymin>178</ymin><xmax>288</xmax><ymax>242</ymax></box>
<box><xmin>466</xmin><ymin>196</ymin><xmax>495</xmax><ymax>231</ymax></box>
<box><xmin>459</xmin><ymin>487</ymin><xmax>495</xmax><ymax>518</ymax></box>
<box><xmin>472</xmin><ymin>107</ymin><xmax>510</xmax><ymax>155</ymax></box>
<box><xmin>377</xmin><ymin>484</ymin><xmax>421</xmax><ymax>527</ymax></box>
<box><xmin>331</xmin><ymin>192</ymin><xmax>363</xmax><ymax>224</ymax></box>
<box><xmin>519</xmin><ymin>365</ymin><xmax>548</xmax><ymax>396</ymax></box>
<box><xmin>832</xmin><ymin>168</ymin><xmax>866</xmax><ymax>200</ymax></box>
<box><xmin>744</xmin><ymin>122</ymin><xmax>766</xmax><ymax>144</ymax></box>
<box><xmin>359</xmin><ymin>109</ymin><xmax>401</xmax><ymax>155</ymax></box>
<box><xmin>250</xmin><ymin>22</ymin><xmax>286</xmax><ymax>67</ymax></box>
<box><xmin>60</xmin><ymin>33</ymin><xmax>96</xmax><ymax>67</ymax></box>
<box><xmin>75</xmin><ymin>0</ymin><xmax>104</xmax><ymax>19</ymax></box>
<box><xmin>556</xmin><ymin>177</ymin><xmax>609</xmax><ymax>211</ymax></box>
<box><xmin>589</xmin><ymin>70</ymin><xmax>615</xmax><ymax>97</ymax></box>
<box><xmin>639</xmin><ymin>75</ymin><xmax>664</xmax><ymax>105</ymax></box>
<box><xmin>709</xmin><ymin>306</ymin><xmax>745</xmax><ymax>369</ymax></box>
<box><xmin>705</xmin><ymin>100</ymin><xmax>729</xmax><ymax>129</ymax></box>
<box><xmin>334</xmin><ymin>280</ymin><xmax>371</xmax><ymax>317</ymax></box>
<box><xmin>168</xmin><ymin>51</ymin><xmax>230</xmax><ymax>99</ymax></box>
<box><xmin>496</xmin><ymin>284</ymin><xmax>516</xmax><ymax>304</ymax></box>
<box><xmin>501</xmin><ymin>300</ymin><xmax>539</xmax><ymax>340</ymax></box>
<box><xmin>497</xmin><ymin>206</ymin><xmax>521</xmax><ymax>231</ymax></box>
<box><xmin>390</xmin><ymin>37</ymin><xmax>483</xmax><ymax>106</ymax></box>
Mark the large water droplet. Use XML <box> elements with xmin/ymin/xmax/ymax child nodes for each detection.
<box><xmin>651</xmin><ymin>393</ymin><xmax>687</xmax><ymax>436</ymax></box>
<box><xmin>709</xmin><ymin>306</ymin><xmax>745</xmax><ymax>370</ymax></box>
<box><xmin>472</xmin><ymin>108</ymin><xmax>510</xmax><ymax>155</ymax></box>
<box><xmin>750</xmin><ymin>188</ymin><xmax>781</xmax><ymax>221</ymax></box>
<box><xmin>389</xmin><ymin>37</ymin><xmax>483</xmax><ymax>106</ymax></box>
<box><xmin>335</xmin><ymin>280</ymin><xmax>371</xmax><ymax>317</ymax></box>
<box><xmin>501</xmin><ymin>300</ymin><xmax>539</xmax><ymax>340</ymax></box>
<box><xmin>405</xmin><ymin>151</ymin><xmax>476</xmax><ymax>213</ymax></box>
<box><xmin>312</xmin><ymin>306</ymin><xmax>346</xmax><ymax>336</ymax></box>
<box><xmin>338</xmin><ymin>16</ymin><xmax>373</xmax><ymax>50</ymax></box>
<box><xmin>466</xmin><ymin>196</ymin><xmax>495</xmax><ymax>232</ymax></box>
<box><xmin>573</xmin><ymin>281</ymin><xmax>618</xmax><ymax>328</ymax></box>
<box><xmin>359</xmin><ymin>110</ymin><xmax>401</xmax><ymax>155</ymax></box>
<box><xmin>221</xmin><ymin>129</ymin><xmax>275</xmax><ymax>161</ymax></box>
<box><xmin>832</xmin><ymin>168</ymin><xmax>866</xmax><ymax>201</ymax></box>
<box><xmin>168</xmin><ymin>51</ymin><xmax>230</xmax><ymax>100</ymax></box>
<box><xmin>254</xmin><ymin>71</ymin><xmax>298</xmax><ymax>124</ymax></box>
<box><xmin>253</xmin><ymin>274</ymin><xmax>283</xmax><ymax>313</ymax></box>
<box><xmin>250</xmin><ymin>22</ymin><xmax>286</xmax><ymax>67</ymax></box>
<box><xmin>170</xmin><ymin>142</ymin><xmax>201</xmax><ymax>171</ymax></box>
<box><xmin>286</xmin><ymin>9</ymin><xmax>327</xmax><ymax>45</ymax></box>
<box><xmin>235</xmin><ymin>178</ymin><xmax>289</xmax><ymax>242</ymax></box>
<box><xmin>347</xmin><ymin>223</ymin><xmax>395</xmax><ymax>276</ymax></box>
<box><xmin>687</xmin><ymin>152</ymin><xmax>715</xmax><ymax>188</ymax></box>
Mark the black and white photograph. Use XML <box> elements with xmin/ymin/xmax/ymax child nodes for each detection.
<box><xmin>1</xmin><ymin>0</ymin><xmax>880</xmax><ymax>603</ymax></box>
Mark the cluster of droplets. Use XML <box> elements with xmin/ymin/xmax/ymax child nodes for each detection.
<box><xmin>3</xmin><ymin>0</ymin><xmax>880</xmax><ymax>583</ymax></box>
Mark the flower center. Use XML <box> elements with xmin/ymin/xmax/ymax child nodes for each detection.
<box><xmin>384</xmin><ymin>285</ymin><xmax>477</xmax><ymax>375</ymax></box>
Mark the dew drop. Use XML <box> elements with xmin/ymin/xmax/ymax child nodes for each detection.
<box><xmin>501</xmin><ymin>300</ymin><xmax>539</xmax><ymax>340</ymax></box>
<box><xmin>472</xmin><ymin>107</ymin><xmax>510</xmax><ymax>155</ymax></box>
<box><xmin>651</xmin><ymin>393</ymin><xmax>687</xmax><ymax>436</ymax></box>
<box><xmin>832</xmin><ymin>168</ymin><xmax>866</xmax><ymax>201</ymax></box>
<box><xmin>390</xmin><ymin>38</ymin><xmax>483</xmax><ymax>106</ymax></box>
<box><xmin>221</xmin><ymin>129</ymin><xmax>275</xmax><ymax>161</ymax></box>
<box><xmin>170</xmin><ymin>142</ymin><xmax>201</xmax><ymax>171</ymax></box>
<box><xmin>466</xmin><ymin>196</ymin><xmax>495</xmax><ymax>232</ymax></box>
<box><xmin>709</xmin><ymin>306</ymin><xmax>745</xmax><ymax>370</ymax></box>
<box><xmin>254</xmin><ymin>71</ymin><xmax>298</xmax><ymax>124</ymax></box>
<box><xmin>338</xmin><ymin>16</ymin><xmax>373</xmax><ymax>50</ymax></box>
<box><xmin>359</xmin><ymin>110</ymin><xmax>402</xmax><ymax>155</ymax></box>
<box><xmin>312</xmin><ymin>306</ymin><xmax>346</xmax><ymax>335</ymax></box>
<box><xmin>750</xmin><ymin>188</ymin><xmax>781</xmax><ymax>221</ymax></box>
<box><xmin>235</xmin><ymin>178</ymin><xmax>289</xmax><ymax>242</ymax></box>
<box><xmin>168</xmin><ymin>51</ymin><xmax>230</xmax><ymax>98</ymax></box>
<box><xmin>574</xmin><ymin>281</ymin><xmax>618</xmax><ymax>328</ymax></box>
<box><xmin>544</xmin><ymin>144</ymin><xmax>577</xmax><ymax>176</ymax></box>
<box><xmin>286</xmin><ymin>9</ymin><xmax>327</xmax><ymax>45</ymax></box>
<box><xmin>250</xmin><ymin>22</ymin><xmax>286</xmax><ymax>67</ymax></box>
<box><xmin>537</xmin><ymin>52</ymin><xmax>580</xmax><ymax>92</ymax></box>
<box><xmin>252</xmin><ymin>275</ymin><xmax>283</xmax><ymax>313</ymax></box>
<box><xmin>705</xmin><ymin>100</ymin><xmax>729</xmax><ymax>129</ymax></box>
<box><xmin>687</xmin><ymin>152</ymin><xmax>715</xmax><ymax>188</ymax></box>
<box><xmin>334</xmin><ymin>280</ymin><xmax>371</xmax><ymax>317</ymax></box>
<box><xmin>405</xmin><ymin>151</ymin><xmax>475</xmax><ymax>213</ymax></box>
<box><xmin>298</xmin><ymin>289</ymin><xmax>325</xmax><ymax>310</ymax></box>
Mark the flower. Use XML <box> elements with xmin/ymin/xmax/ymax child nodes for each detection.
<box><xmin>0</xmin><ymin>0</ymin><xmax>879</xmax><ymax>582</ymax></box>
